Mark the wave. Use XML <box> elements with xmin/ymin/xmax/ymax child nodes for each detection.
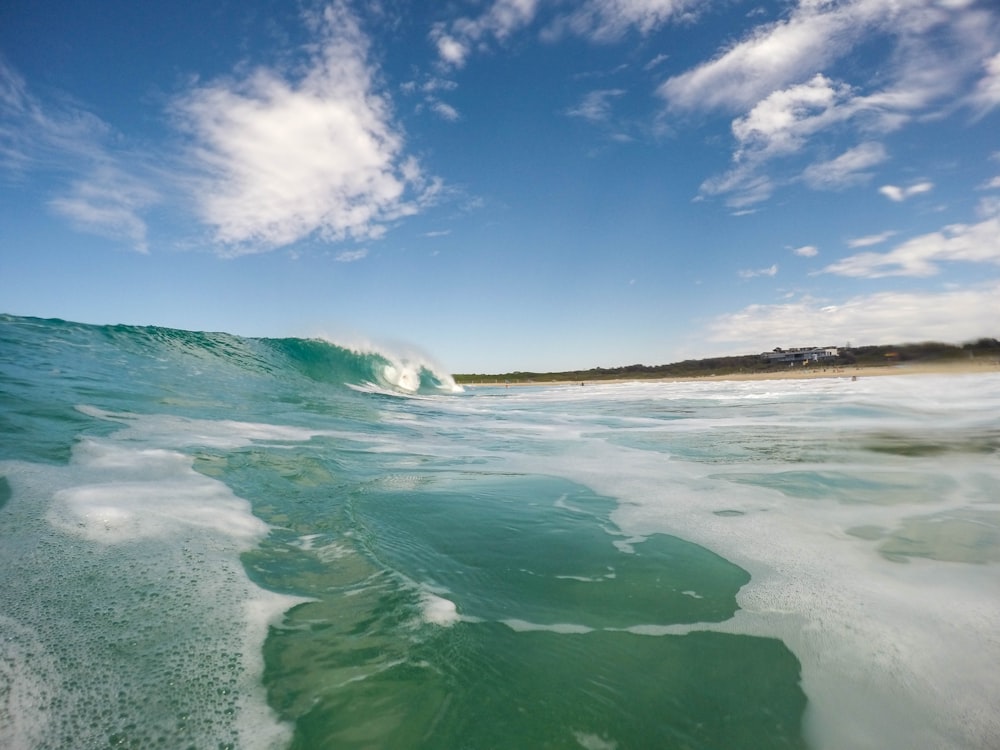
<box><xmin>1</xmin><ymin>314</ymin><xmax>462</xmax><ymax>396</ymax></box>
<box><xmin>266</xmin><ymin>336</ymin><xmax>462</xmax><ymax>395</ymax></box>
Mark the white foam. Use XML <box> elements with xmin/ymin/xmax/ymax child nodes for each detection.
<box><xmin>311</xmin><ymin>333</ymin><xmax>464</xmax><ymax>393</ymax></box>
<box><xmin>421</xmin><ymin>592</ymin><xmax>460</xmax><ymax>626</ymax></box>
<box><xmin>425</xmin><ymin>373</ymin><xmax>1000</xmax><ymax>750</ymax></box>
<box><xmin>0</xmin><ymin>615</ymin><xmax>61</xmax><ymax>750</ymax></box>
<box><xmin>48</xmin><ymin>439</ymin><xmax>269</xmax><ymax>545</ymax></box>
<box><xmin>502</xmin><ymin>619</ymin><xmax>595</xmax><ymax>634</ymax></box>
<box><xmin>0</xmin><ymin>407</ymin><xmax>313</xmax><ymax>749</ymax></box>
<box><xmin>573</xmin><ymin>730</ymin><xmax>619</xmax><ymax>750</ymax></box>
<box><xmin>76</xmin><ymin>404</ymin><xmax>333</xmax><ymax>449</ymax></box>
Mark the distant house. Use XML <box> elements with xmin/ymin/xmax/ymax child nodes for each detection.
<box><xmin>760</xmin><ymin>346</ymin><xmax>840</xmax><ymax>364</ymax></box>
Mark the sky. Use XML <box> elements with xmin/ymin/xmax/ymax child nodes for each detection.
<box><xmin>2</xmin><ymin>0</ymin><xmax>999</xmax><ymax>373</ymax></box>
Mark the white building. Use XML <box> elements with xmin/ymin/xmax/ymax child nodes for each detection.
<box><xmin>760</xmin><ymin>346</ymin><xmax>840</xmax><ymax>364</ymax></box>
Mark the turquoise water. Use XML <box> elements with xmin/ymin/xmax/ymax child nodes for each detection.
<box><xmin>1</xmin><ymin>315</ymin><xmax>998</xmax><ymax>749</ymax></box>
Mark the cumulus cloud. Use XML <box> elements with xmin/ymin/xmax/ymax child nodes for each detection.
<box><xmin>658</xmin><ymin>0</ymin><xmax>991</xmax><ymax>114</ymax></box>
<box><xmin>658</xmin><ymin>3</ymin><xmax>871</xmax><ymax>113</ymax></box>
<box><xmin>431</xmin><ymin>101</ymin><xmax>460</xmax><ymax>121</ymax></box>
<box><xmin>176</xmin><ymin>1</ymin><xmax>437</xmax><ymax>255</ymax></box>
<box><xmin>731</xmin><ymin>75</ymin><xmax>853</xmax><ymax>160</ymax></box>
<box><xmin>662</xmin><ymin>0</ymin><xmax>1000</xmax><ymax>206</ymax></box>
<box><xmin>700</xmin><ymin>77</ymin><xmax>885</xmax><ymax>204</ymax></box>
<box><xmin>430</xmin><ymin>0</ymin><xmax>539</xmax><ymax>69</ymax></box>
<box><xmin>793</xmin><ymin>245</ymin><xmax>819</xmax><ymax>257</ymax></box>
<box><xmin>705</xmin><ymin>282</ymin><xmax>1000</xmax><ymax>351</ymax></box>
<box><xmin>878</xmin><ymin>181</ymin><xmax>934</xmax><ymax>202</ymax></box>
<box><xmin>823</xmin><ymin>202</ymin><xmax>1000</xmax><ymax>277</ymax></box>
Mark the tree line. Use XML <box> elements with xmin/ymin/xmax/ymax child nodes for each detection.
<box><xmin>454</xmin><ymin>338</ymin><xmax>1000</xmax><ymax>384</ymax></box>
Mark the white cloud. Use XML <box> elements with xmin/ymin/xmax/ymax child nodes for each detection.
<box><xmin>802</xmin><ymin>142</ymin><xmax>888</xmax><ymax>189</ymax></box>
<box><xmin>662</xmin><ymin>0</ymin><xmax>1000</xmax><ymax>206</ymax></box>
<box><xmin>700</xmin><ymin>77</ymin><xmax>885</xmax><ymax>205</ymax></box>
<box><xmin>658</xmin><ymin>3</ymin><xmax>870</xmax><ymax>112</ymax></box>
<box><xmin>176</xmin><ymin>1</ymin><xmax>437</xmax><ymax>255</ymax></box>
<box><xmin>823</xmin><ymin>203</ymin><xmax>1000</xmax><ymax>277</ymax></box>
<box><xmin>1</xmin><ymin>59</ymin><xmax>158</xmax><ymax>250</ymax></box>
<box><xmin>335</xmin><ymin>248</ymin><xmax>368</xmax><ymax>262</ymax></box>
<box><xmin>566</xmin><ymin>89</ymin><xmax>626</xmax><ymax>123</ymax></box>
<box><xmin>878</xmin><ymin>185</ymin><xmax>905</xmax><ymax>202</ymax></box>
<box><xmin>434</xmin><ymin>34</ymin><xmax>470</xmax><ymax>68</ymax></box>
<box><xmin>701</xmin><ymin>167</ymin><xmax>777</xmax><ymax>209</ymax></box>
<box><xmin>49</xmin><ymin>167</ymin><xmax>159</xmax><ymax>253</ymax></box>
<box><xmin>705</xmin><ymin>282</ymin><xmax>1000</xmax><ymax>351</ymax></box>
<box><xmin>738</xmin><ymin>263</ymin><xmax>778</xmax><ymax>278</ymax></box>
<box><xmin>431</xmin><ymin>0</ymin><xmax>540</xmax><ymax>69</ymax></box>
<box><xmin>847</xmin><ymin>230</ymin><xmax>898</xmax><ymax>248</ymax></box>
<box><xmin>970</xmin><ymin>51</ymin><xmax>1000</xmax><ymax>114</ymax></box>
<box><xmin>731</xmin><ymin>74</ymin><xmax>852</xmax><ymax>160</ymax></box>
<box><xmin>659</xmin><ymin>0</ymin><xmax>990</xmax><ymax>114</ymax></box>
<box><xmin>644</xmin><ymin>53</ymin><xmax>670</xmax><ymax>71</ymax></box>
<box><xmin>548</xmin><ymin>0</ymin><xmax>700</xmax><ymax>42</ymax></box>
<box><xmin>0</xmin><ymin>61</ymin><xmax>107</xmax><ymax>172</ymax></box>
<box><xmin>436</xmin><ymin>0</ymin><xmax>699</xmax><ymax>68</ymax></box>
<box><xmin>793</xmin><ymin>245</ymin><xmax>819</xmax><ymax>257</ymax></box>
<box><xmin>431</xmin><ymin>101</ymin><xmax>460</xmax><ymax>121</ymax></box>
<box><xmin>401</xmin><ymin>75</ymin><xmax>460</xmax><ymax>122</ymax></box>
<box><xmin>878</xmin><ymin>181</ymin><xmax>934</xmax><ymax>202</ymax></box>
<box><xmin>981</xmin><ymin>176</ymin><xmax>1000</xmax><ymax>190</ymax></box>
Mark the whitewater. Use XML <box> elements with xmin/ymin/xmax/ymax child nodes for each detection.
<box><xmin>1</xmin><ymin>314</ymin><xmax>997</xmax><ymax>749</ymax></box>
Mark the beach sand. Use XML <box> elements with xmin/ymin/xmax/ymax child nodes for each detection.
<box><xmin>466</xmin><ymin>359</ymin><xmax>1000</xmax><ymax>387</ymax></box>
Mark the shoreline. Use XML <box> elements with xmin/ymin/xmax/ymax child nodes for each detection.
<box><xmin>460</xmin><ymin>359</ymin><xmax>1000</xmax><ymax>387</ymax></box>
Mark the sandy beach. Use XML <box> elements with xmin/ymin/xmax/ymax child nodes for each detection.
<box><xmin>465</xmin><ymin>359</ymin><xmax>1000</xmax><ymax>387</ymax></box>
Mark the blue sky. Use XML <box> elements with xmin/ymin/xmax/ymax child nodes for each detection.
<box><xmin>2</xmin><ymin>0</ymin><xmax>999</xmax><ymax>373</ymax></box>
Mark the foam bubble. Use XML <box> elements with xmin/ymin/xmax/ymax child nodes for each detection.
<box><xmin>0</xmin><ymin>408</ymin><xmax>311</xmax><ymax>749</ymax></box>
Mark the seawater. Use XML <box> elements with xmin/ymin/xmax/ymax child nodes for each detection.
<box><xmin>1</xmin><ymin>314</ymin><xmax>998</xmax><ymax>750</ymax></box>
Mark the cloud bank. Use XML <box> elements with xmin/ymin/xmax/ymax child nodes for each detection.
<box><xmin>707</xmin><ymin>283</ymin><xmax>1000</xmax><ymax>351</ymax></box>
<box><xmin>823</xmin><ymin>202</ymin><xmax>1000</xmax><ymax>278</ymax></box>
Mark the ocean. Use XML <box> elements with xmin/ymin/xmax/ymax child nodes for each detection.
<box><xmin>1</xmin><ymin>313</ymin><xmax>998</xmax><ymax>750</ymax></box>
